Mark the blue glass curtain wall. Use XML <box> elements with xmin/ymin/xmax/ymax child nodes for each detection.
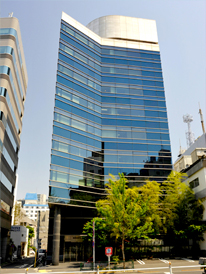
<box><xmin>49</xmin><ymin>20</ymin><xmax>172</xmax><ymax>205</ymax></box>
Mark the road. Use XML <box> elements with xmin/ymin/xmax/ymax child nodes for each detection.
<box><xmin>1</xmin><ymin>257</ymin><xmax>205</xmax><ymax>274</ymax></box>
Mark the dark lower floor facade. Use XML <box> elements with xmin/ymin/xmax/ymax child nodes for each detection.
<box><xmin>48</xmin><ymin>204</ymin><xmax>95</xmax><ymax>264</ymax></box>
<box><xmin>0</xmin><ymin>207</ymin><xmax>12</xmax><ymax>263</ymax></box>
<box><xmin>48</xmin><ymin>236</ymin><xmax>90</xmax><ymax>262</ymax></box>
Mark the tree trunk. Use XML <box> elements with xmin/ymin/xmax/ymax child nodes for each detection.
<box><xmin>122</xmin><ymin>237</ymin><xmax>125</xmax><ymax>269</ymax></box>
<box><xmin>114</xmin><ymin>238</ymin><xmax>117</xmax><ymax>256</ymax></box>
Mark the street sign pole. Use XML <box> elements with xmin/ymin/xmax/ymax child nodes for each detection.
<box><xmin>108</xmin><ymin>255</ymin><xmax>110</xmax><ymax>270</ymax></box>
<box><xmin>105</xmin><ymin>247</ymin><xmax>113</xmax><ymax>270</ymax></box>
<box><xmin>93</xmin><ymin>221</ymin><xmax>95</xmax><ymax>269</ymax></box>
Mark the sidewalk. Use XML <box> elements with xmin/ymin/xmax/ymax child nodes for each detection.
<box><xmin>37</xmin><ymin>261</ymin><xmax>84</xmax><ymax>272</ymax></box>
<box><xmin>37</xmin><ymin>261</ymin><xmax>135</xmax><ymax>273</ymax></box>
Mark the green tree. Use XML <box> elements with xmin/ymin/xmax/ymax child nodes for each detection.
<box><xmin>13</xmin><ymin>201</ymin><xmax>23</xmax><ymax>225</ymax></box>
<box><xmin>83</xmin><ymin>217</ymin><xmax>110</xmax><ymax>249</ymax></box>
<box><xmin>138</xmin><ymin>180</ymin><xmax>161</xmax><ymax>234</ymax></box>
<box><xmin>26</xmin><ymin>226</ymin><xmax>35</xmax><ymax>248</ymax></box>
<box><xmin>160</xmin><ymin>171</ymin><xmax>188</xmax><ymax>233</ymax></box>
<box><xmin>160</xmin><ymin>171</ymin><xmax>206</xmax><ymax>256</ymax></box>
<box><xmin>96</xmin><ymin>173</ymin><xmax>154</xmax><ymax>268</ymax></box>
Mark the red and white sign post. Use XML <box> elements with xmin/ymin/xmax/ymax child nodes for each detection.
<box><xmin>105</xmin><ymin>247</ymin><xmax>113</xmax><ymax>270</ymax></box>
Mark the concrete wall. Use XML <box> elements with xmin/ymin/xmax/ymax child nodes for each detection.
<box><xmin>10</xmin><ymin>225</ymin><xmax>28</xmax><ymax>256</ymax></box>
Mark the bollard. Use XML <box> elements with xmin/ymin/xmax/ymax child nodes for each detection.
<box><xmin>34</xmin><ymin>251</ymin><xmax>37</xmax><ymax>268</ymax></box>
<box><xmin>97</xmin><ymin>265</ymin><xmax>99</xmax><ymax>274</ymax></box>
<box><xmin>169</xmin><ymin>262</ymin><xmax>172</xmax><ymax>274</ymax></box>
<box><xmin>25</xmin><ymin>268</ymin><xmax>28</xmax><ymax>274</ymax></box>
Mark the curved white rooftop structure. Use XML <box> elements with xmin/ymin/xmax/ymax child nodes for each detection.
<box><xmin>86</xmin><ymin>15</ymin><xmax>158</xmax><ymax>44</ymax></box>
<box><xmin>61</xmin><ymin>12</ymin><xmax>160</xmax><ymax>51</ymax></box>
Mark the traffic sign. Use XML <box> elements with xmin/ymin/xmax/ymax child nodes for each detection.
<box><xmin>105</xmin><ymin>247</ymin><xmax>113</xmax><ymax>256</ymax></box>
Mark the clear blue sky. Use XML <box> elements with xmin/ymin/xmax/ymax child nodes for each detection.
<box><xmin>1</xmin><ymin>0</ymin><xmax>205</xmax><ymax>199</ymax></box>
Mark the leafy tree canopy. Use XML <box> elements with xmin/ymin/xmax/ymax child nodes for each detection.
<box><xmin>96</xmin><ymin>173</ymin><xmax>154</xmax><ymax>267</ymax></box>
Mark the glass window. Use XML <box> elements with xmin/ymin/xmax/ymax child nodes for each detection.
<box><xmin>102</xmin><ymin>119</ymin><xmax>117</xmax><ymax>126</ymax></box>
<box><xmin>129</xmin><ymin>69</ymin><xmax>142</xmax><ymax>76</ymax></box>
<box><xmin>88</xmin><ymin>102</ymin><xmax>94</xmax><ymax>110</ymax></box>
<box><xmin>54</xmin><ymin>112</ymin><xmax>70</xmax><ymax>126</ymax></box>
<box><xmin>56</xmin><ymin>87</ymin><xmax>72</xmax><ymax>101</ymax></box>
<box><xmin>51</xmin><ymin>155</ymin><xmax>70</xmax><ymax>168</ymax></box>
<box><xmin>53</xmin><ymin>126</ymin><xmax>70</xmax><ymax>139</ymax></box>
<box><xmin>102</xmin><ymin>130</ymin><xmax>116</xmax><ymax>138</ymax></box>
<box><xmin>117</xmin><ymin>131</ymin><xmax>131</xmax><ymax>138</ymax></box>
<box><xmin>71</xmin><ymin>106</ymin><xmax>86</xmax><ymax>118</ymax></box>
<box><xmin>118</xmin><ymin>155</ymin><xmax>133</xmax><ymax>163</ymax></box>
<box><xmin>145</xmin><ymin>110</ymin><xmax>159</xmax><ymax>117</ymax></box>
<box><xmin>104</xmin><ymin>154</ymin><xmax>118</xmax><ymax>162</ymax></box>
<box><xmin>72</xmin><ymin>95</ymin><xmax>79</xmax><ymax>104</ymax></box>
<box><xmin>70</xmin><ymin>159</ymin><xmax>83</xmax><ymax>170</ymax></box>
<box><xmin>104</xmin><ymin>142</ymin><xmax>118</xmax><ymax>150</ymax></box>
<box><xmin>132</xmin><ymin>132</ymin><xmax>146</xmax><ymax>139</ymax></box>
<box><xmin>133</xmin><ymin>143</ymin><xmax>147</xmax><ymax>151</ymax></box>
<box><xmin>158</xmin><ymin>111</ymin><xmax>167</xmax><ymax>118</ymax></box>
<box><xmin>116</xmin><ymin>119</ymin><xmax>131</xmax><ymax>126</ymax></box>
<box><xmin>60</xmin><ymin>43</ymin><xmax>74</xmax><ymax>56</ymax></box>
<box><xmin>55</xmin><ymin>99</ymin><xmax>72</xmax><ymax>113</ymax></box>
<box><xmin>146</xmin><ymin>121</ymin><xmax>160</xmax><ymax>128</ymax></box>
<box><xmin>50</xmin><ymin>187</ymin><xmax>70</xmax><ymax>199</ymax></box>
<box><xmin>73</xmin><ymin>72</ymin><xmax>87</xmax><ymax>84</ymax></box>
<box><xmin>147</xmin><ymin>133</ymin><xmax>161</xmax><ymax>140</ymax></box>
<box><xmin>70</xmin><ymin>132</ymin><xmax>86</xmax><ymax>143</ymax></box>
<box><xmin>116</xmin><ymin>98</ymin><xmax>130</xmax><ymax>104</ymax></box>
<box><xmin>130</xmin><ymin>88</ymin><xmax>143</xmax><ymax>95</ymax></box>
<box><xmin>116</xmin><ymin>109</ymin><xmax>130</xmax><ymax>115</ymax></box>
<box><xmin>118</xmin><ymin>143</ymin><xmax>133</xmax><ymax>150</ymax></box>
<box><xmin>53</xmin><ymin>140</ymin><xmax>70</xmax><ymax>153</ymax></box>
<box><xmin>102</xmin><ymin>58</ymin><xmax>115</xmax><ymax>64</ymax></box>
<box><xmin>61</xmin><ymin>24</ymin><xmax>74</xmax><ymax>36</ymax></box>
<box><xmin>0</xmin><ymin>171</ymin><xmax>12</xmax><ymax>192</ymax></box>
<box><xmin>95</xmin><ymin>128</ymin><xmax>101</xmax><ymax>136</ymax></box>
<box><xmin>116</xmin><ymin>87</ymin><xmax>129</xmax><ymax>94</ymax></box>
<box><xmin>131</xmin><ymin>109</ymin><xmax>144</xmax><ymax>116</ymax></box>
<box><xmin>102</xmin><ymin>97</ymin><xmax>116</xmax><ymax>103</ymax></box>
<box><xmin>189</xmin><ymin>178</ymin><xmax>199</xmax><ymax>189</ymax></box>
<box><xmin>71</xmin><ymin>119</ymin><xmax>86</xmax><ymax>131</ymax></box>
<box><xmin>130</xmin><ymin>99</ymin><xmax>144</xmax><ymax>106</ymax></box>
<box><xmin>144</xmin><ymin>100</ymin><xmax>158</xmax><ymax>106</ymax></box>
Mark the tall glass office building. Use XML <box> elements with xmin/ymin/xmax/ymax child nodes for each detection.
<box><xmin>48</xmin><ymin>13</ymin><xmax>172</xmax><ymax>264</ymax></box>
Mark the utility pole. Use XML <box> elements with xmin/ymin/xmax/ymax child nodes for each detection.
<box><xmin>93</xmin><ymin>220</ymin><xmax>95</xmax><ymax>269</ymax></box>
<box><xmin>199</xmin><ymin>104</ymin><xmax>205</xmax><ymax>134</ymax></box>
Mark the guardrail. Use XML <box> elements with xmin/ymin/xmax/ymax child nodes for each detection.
<box><xmin>25</xmin><ymin>263</ymin><xmax>206</xmax><ymax>274</ymax></box>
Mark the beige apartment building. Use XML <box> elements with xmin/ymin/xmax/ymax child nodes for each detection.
<box><xmin>0</xmin><ymin>16</ymin><xmax>28</xmax><ymax>262</ymax></box>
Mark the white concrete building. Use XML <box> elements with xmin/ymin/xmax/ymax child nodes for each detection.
<box><xmin>22</xmin><ymin>193</ymin><xmax>49</xmax><ymax>249</ymax></box>
<box><xmin>174</xmin><ymin>133</ymin><xmax>206</xmax><ymax>254</ymax></box>
<box><xmin>23</xmin><ymin>193</ymin><xmax>49</xmax><ymax>222</ymax></box>
<box><xmin>10</xmin><ymin>225</ymin><xmax>28</xmax><ymax>257</ymax></box>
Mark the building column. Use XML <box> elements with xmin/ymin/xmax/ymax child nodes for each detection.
<box><xmin>52</xmin><ymin>206</ymin><xmax>61</xmax><ymax>265</ymax></box>
<box><xmin>1</xmin><ymin>235</ymin><xmax>8</xmax><ymax>263</ymax></box>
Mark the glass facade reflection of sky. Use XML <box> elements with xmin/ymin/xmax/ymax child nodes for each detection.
<box><xmin>49</xmin><ymin>19</ymin><xmax>172</xmax><ymax>208</ymax></box>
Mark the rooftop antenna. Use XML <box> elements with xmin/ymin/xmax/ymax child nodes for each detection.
<box><xmin>183</xmin><ymin>114</ymin><xmax>195</xmax><ymax>148</ymax></box>
<box><xmin>8</xmin><ymin>12</ymin><xmax>13</xmax><ymax>17</ymax></box>
<box><xmin>178</xmin><ymin>139</ymin><xmax>185</xmax><ymax>157</ymax></box>
<box><xmin>198</xmin><ymin>103</ymin><xmax>205</xmax><ymax>134</ymax></box>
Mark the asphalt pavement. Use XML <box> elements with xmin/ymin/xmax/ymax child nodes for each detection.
<box><xmin>1</xmin><ymin>257</ymin><xmax>204</xmax><ymax>274</ymax></box>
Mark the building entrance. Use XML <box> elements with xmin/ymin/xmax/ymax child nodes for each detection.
<box><xmin>64</xmin><ymin>242</ymin><xmax>84</xmax><ymax>261</ymax></box>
